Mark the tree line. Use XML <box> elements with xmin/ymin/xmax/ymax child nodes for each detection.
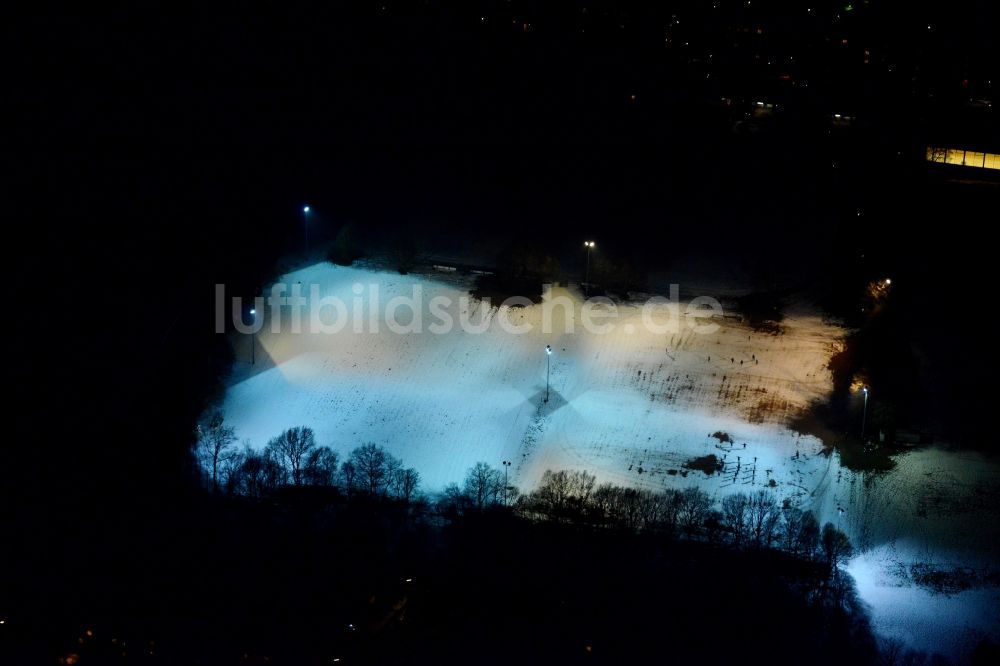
<box><xmin>439</xmin><ymin>466</ymin><xmax>852</xmax><ymax>573</ymax></box>
<box><xmin>197</xmin><ymin>413</ymin><xmax>851</xmax><ymax>572</ymax></box>
<box><xmin>196</xmin><ymin>412</ymin><xmax>420</xmax><ymax>502</ymax></box>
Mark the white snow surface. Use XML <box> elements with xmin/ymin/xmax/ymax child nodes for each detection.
<box><xmin>222</xmin><ymin>263</ymin><xmax>836</xmax><ymax>495</ymax></box>
<box><xmin>217</xmin><ymin>262</ymin><xmax>1000</xmax><ymax>661</ymax></box>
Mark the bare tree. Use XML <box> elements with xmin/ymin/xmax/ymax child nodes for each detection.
<box><xmin>303</xmin><ymin>446</ymin><xmax>339</xmax><ymax>486</ymax></box>
<box><xmin>779</xmin><ymin>506</ymin><xmax>805</xmax><ymax>554</ymax></box>
<box><xmin>659</xmin><ymin>489</ymin><xmax>683</xmax><ymax>535</ymax></box>
<box><xmin>624</xmin><ymin>488</ymin><xmax>664</xmax><ymax>531</ymax></box>
<box><xmin>531</xmin><ymin>469</ymin><xmax>597</xmax><ymax>520</ymax></box>
<box><xmin>463</xmin><ymin>462</ymin><xmax>504</xmax><ymax>510</ymax></box>
<box><xmin>566</xmin><ymin>470</ymin><xmax>597</xmax><ymax>511</ymax></box>
<box><xmin>196</xmin><ymin>411</ymin><xmax>237</xmax><ymax>492</ymax></box>
<box><xmin>589</xmin><ymin>485</ymin><xmax>681</xmax><ymax>533</ymax></box>
<box><xmin>821</xmin><ymin>522</ymin><xmax>853</xmax><ymax>574</ymax></box>
<box><xmin>340</xmin><ymin>460</ymin><xmax>359</xmax><ymax>496</ymax></box>
<box><xmin>747</xmin><ymin>490</ymin><xmax>780</xmax><ymax>548</ymax></box>
<box><xmin>230</xmin><ymin>445</ymin><xmax>285</xmax><ymax>498</ymax></box>
<box><xmin>348</xmin><ymin>443</ymin><xmax>397</xmax><ymax>497</ymax></box>
<box><xmin>221</xmin><ymin>447</ymin><xmax>247</xmax><ymax>495</ymax></box>
<box><xmin>677</xmin><ymin>487</ymin><xmax>712</xmax><ymax>538</ymax></box>
<box><xmin>636</xmin><ymin>489</ymin><xmax>666</xmax><ymax>531</ymax></box>
<box><xmin>722</xmin><ymin>492</ymin><xmax>751</xmax><ymax>549</ymax></box>
<box><xmin>534</xmin><ymin>470</ymin><xmax>571</xmax><ymax>518</ymax></box>
<box><xmin>266</xmin><ymin>426</ymin><xmax>317</xmax><ymax>485</ymax></box>
<box><xmin>390</xmin><ymin>467</ymin><xmax>420</xmax><ymax>502</ymax></box>
<box><xmin>611</xmin><ymin>487</ymin><xmax>639</xmax><ymax>529</ymax></box>
<box><xmin>590</xmin><ymin>483</ymin><xmax>620</xmax><ymax>526</ymax></box>
<box><xmin>385</xmin><ymin>454</ymin><xmax>403</xmax><ymax>498</ymax></box>
<box><xmin>438</xmin><ymin>483</ymin><xmax>470</xmax><ymax>517</ymax></box>
<box><xmin>797</xmin><ymin>511</ymin><xmax>821</xmax><ymax>559</ymax></box>
<box><xmin>619</xmin><ymin>488</ymin><xmax>643</xmax><ymax>530</ymax></box>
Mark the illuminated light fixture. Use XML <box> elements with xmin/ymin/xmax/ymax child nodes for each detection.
<box><xmin>303</xmin><ymin>205</ymin><xmax>311</xmax><ymax>252</ymax></box>
<box><xmin>584</xmin><ymin>241</ymin><xmax>596</xmax><ymax>295</ymax></box>
<box><xmin>861</xmin><ymin>385</ymin><xmax>870</xmax><ymax>440</ymax></box>
<box><xmin>250</xmin><ymin>308</ymin><xmax>257</xmax><ymax>365</ymax></box>
<box><xmin>544</xmin><ymin>345</ymin><xmax>552</xmax><ymax>403</ymax></box>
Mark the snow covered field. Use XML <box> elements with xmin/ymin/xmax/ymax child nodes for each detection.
<box><xmin>221</xmin><ymin>263</ymin><xmax>837</xmax><ymax>495</ymax></box>
<box><xmin>217</xmin><ymin>262</ymin><xmax>999</xmax><ymax>661</ymax></box>
<box><xmin>843</xmin><ymin>448</ymin><xmax>1000</xmax><ymax>660</ymax></box>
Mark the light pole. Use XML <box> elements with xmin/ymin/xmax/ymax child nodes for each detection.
<box><xmin>545</xmin><ymin>345</ymin><xmax>552</xmax><ymax>403</ymax></box>
<box><xmin>583</xmin><ymin>241</ymin><xmax>595</xmax><ymax>295</ymax></box>
<box><xmin>303</xmin><ymin>205</ymin><xmax>311</xmax><ymax>254</ymax></box>
<box><xmin>249</xmin><ymin>307</ymin><xmax>257</xmax><ymax>366</ymax></box>
<box><xmin>502</xmin><ymin>460</ymin><xmax>512</xmax><ymax>506</ymax></box>
<box><xmin>861</xmin><ymin>386</ymin><xmax>869</xmax><ymax>443</ymax></box>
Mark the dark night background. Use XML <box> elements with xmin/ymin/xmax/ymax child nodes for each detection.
<box><xmin>4</xmin><ymin>1</ymin><xmax>999</xmax><ymax>663</ymax></box>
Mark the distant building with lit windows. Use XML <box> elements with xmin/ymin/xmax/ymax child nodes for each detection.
<box><xmin>926</xmin><ymin>147</ymin><xmax>1000</xmax><ymax>171</ymax></box>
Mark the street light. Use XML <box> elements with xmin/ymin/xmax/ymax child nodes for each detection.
<box><xmin>502</xmin><ymin>460</ymin><xmax>512</xmax><ymax>506</ymax></box>
<box><xmin>249</xmin><ymin>308</ymin><xmax>257</xmax><ymax>366</ymax></box>
<box><xmin>583</xmin><ymin>241</ymin><xmax>596</xmax><ymax>296</ymax></box>
<box><xmin>861</xmin><ymin>386</ymin><xmax>869</xmax><ymax>442</ymax></box>
<box><xmin>545</xmin><ymin>345</ymin><xmax>552</xmax><ymax>403</ymax></box>
<box><xmin>303</xmin><ymin>205</ymin><xmax>311</xmax><ymax>254</ymax></box>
